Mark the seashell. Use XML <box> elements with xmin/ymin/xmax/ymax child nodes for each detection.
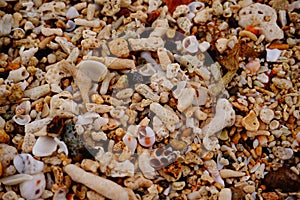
<box><xmin>242</xmin><ymin>110</ymin><xmax>260</xmax><ymax>131</ymax></box>
<box><xmin>137</xmin><ymin>126</ymin><xmax>156</xmax><ymax>147</ymax></box>
<box><xmin>7</xmin><ymin>66</ymin><xmax>30</xmax><ymax>83</ymax></box>
<box><xmin>16</xmin><ymin>101</ymin><xmax>31</xmax><ymax>115</ymax></box>
<box><xmin>77</xmin><ymin>60</ymin><xmax>108</xmax><ymax>82</ymax></box>
<box><xmin>182</xmin><ymin>35</ymin><xmax>199</xmax><ymax>53</ymax></box>
<box><xmin>245</xmin><ymin>59</ymin><xmax>260</xmax><ymax>74</ymax></box>
<box><xmin>188</xmin><ymin>1</ymin><xmax>205</xmax><ymax>12</ymax></box>
<box><xmin>13</xmin><ymin>154</ymin><xmax>44</xmax><ymax>175</ymax></box>
<box><xmin>12</xmin><ymin>114</ymin><xmax>31</xmax><ymax>125</ymax></box>
<box><xmin>32</xmin><ymin>136</ymin><xmax>57</xmax><ymax>157</ymax></box>
<box><xmin>150</xmin><ymin>147</ymin><xmax>177</xmax><ymax>169</ymax></box>
<box><xmin>138</xmin><ymin>149</ymin><xmax>156</xmax><ymax>179</ymax></box>
<box><xmin>66</xmin><ymin>6</ymin><xmax>79</xmax><ymax>19</ymax></box>
<box><xmin>0</xmin><ymin>174</ymin><xmax>33</xmax><ymax>185</ymax></box>
<box><xmin>20</xmin><ymin>173</ymin><xmax>46</xmax><ymax>200</ymax></box>
<box><xmin>266</xmin><ymin>48</ymin><xmax>281</xmax><ymax>62</ymax></box>
<box><xmin>123</xmin><ymin>133</ymin><xmax>137</xmax><ymax>154</ymax></box>
<box><xmin>54</xmin><ymin>137</ymin><xmax>69</xmax><ymax>156</ymax></box>
<box><xmin>66</xmin><ymin>20</ymin><xmax>76</xmax><ymax>32</ymax></box>
<box><xmin>204</xmin><ymin>160</ymin><xmax>225</xmax><ymax>186</ymax></box>
<box><xmin>260</xmin><ymin>108</ymin><xmax>274</xmax><ymax>124</ymax></box>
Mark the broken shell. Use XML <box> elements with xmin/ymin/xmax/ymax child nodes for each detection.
<box><xmin>123</xmin><ymin>133</ymin><xmax>137</xmax><ymax>154</ymax></box>
<box><xmin>32</xmin><ymin>136</ymin><xmax>57</xmax><ymax>157</ymax></box>
<box><xmin>77</xmin><ymin>60</ymin><xmax>108</xmax><ymax>82</ymax></box>
<box><xmin>138</xmin><ymin>149</ymin><xmax>156</xmax><ymax>179</ymax></box>
<box><xmin>66</xmin><ymin>20</ymin><xmax>76</xmax><ymax>32</ymax></box>
<box><xmin>54</xmin><ymin>137</ymin><xmax>69</xmax><ymax>156</ymax></box>
<box><xmin>245</xmin><ymin>59</ymin><xmax>260</xmax><ymax>74</ymax></box>
<box><xmin>182</xmin><ymin>36</ymin><xmax>199</xmax><ymax>53</ymax></box>
<box><xmin>188</xmin><ymin>1</ymin><xmax>205</xmax><ymax>12</ymax></box>
<box><xmin>13</xmin><ymin>153</ymin><xmax>44</xmax><ymax>175</ymax></box>
<box><xmin>7</xmin><ymin>66</ymin><xmax>30</xmax><ymax>83</ymax></box>
<box><xmin>16</xmin><ymin>101</ymin><xmax>31</xmax><ymax>115</ymax></box>
<box><xmin>242</xmin><ymin>110</ymin><xmax>259</xmax><ymax>131</ymax></box>
<box><xmin>20</xmin><ymin>173</ymin><xmax>46</xmax><ymax>200</ymax></box>
<box><xmin>12</xmin><ymin>114</ymin><xmax>31</xmax><ymax>125</ymax></box>
<box><xmin>137</xmin><ymin>126</ymin><xmax>156</xmax><ymax>147</ymax></box>
<box><xmin>266</xmin><ymin>48</ymin><xmax>281</xmax><ymax>62</ymax></box>
<box><xmin>66</xmin><ymin>6</ymin><xmax>79</xmax><ymax>19</ymax></box>
<box><xmin>0</xmin><ymin>174</ymin><xmax>33</xmax><ymax>185</ymax></box>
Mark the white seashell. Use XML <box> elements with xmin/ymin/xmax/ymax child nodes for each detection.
<box><xmin>54</xmin><ymin>137</ymin><xmax>68</xmax><ymax>156</ymax></box>
<box><xmin>0</xmin><ymin>174</ymin><xmax>33</xmax><ymax>185</ymax></box>
<box><xmin>138</xmin><ymin>149</ymin><xmax>156</xmax><ymax>179</ymax></box>
<box><xmin>32</xmin><ymin>136</ymin><xmax>57</xmax><ymax>157</ymax></box>
<box><xmin>123</xmin><ymin>133</ymin><xmax>137</xmax><ymax>154</ymax></box>
<box><xmin>188</xmin><ymin>1</ymin><xmax>205</xmax><ymax>12</ymax></box>
<box><xmin>266</xmin><ymin>48</ymin><xmax>281</xmax><ymax>62</ymax></box>
<box><xmin>16</xmin><ymin>101</ymin><xmax>31</xmax><ymax>115</ymax></box>
<box><xmin>77</xmin><ymin>60</ymin><xmax>108</xmax><ymax>82</ymax></box>
<box><xmin>66</xmin><ymin>6</ymin><xmax>79</xmax><ymax>19</ymax></box>
<box><xmin>66</xmin><ymin>20</ymin><xmax>76</xmax><ymax>32</ymax></box>
<box><xmin>20</xmin><ymin>173</ymin><xmax>46</xmax><ymax>200</ymax></box>
<box><xmin>182</xmin><ymin>36</ymin><xmax>199</xmax><ymax>53</ymax></box>
<box><xmin>13</xmin><ymin>154</ymin><xmax>44</xmax><ymax>175</ymax></box>
<box><xmin>13</xmin><ymin>114</ymin><xmax>31</xmax><ymax>125</ymax></box>
<box><xmin>137</xmin><ymin>126</ymin><xmax>156</xmax><ymax>147</ymax></box>
<box><xmin>198</xmin><ymin>41</ymin><xmax>210</xmax><ymax>52</ymax></box>
<box><xmin>172</xmin><ymin>81</ymin><xmax>186</xmax><ymax>99</ymax></box>
<box><xmin>7</xmin><ymin>66</ymin><xmax>30</xmax><ymax>82</ymax></box>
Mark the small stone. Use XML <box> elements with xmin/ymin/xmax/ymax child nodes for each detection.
<box><xmin>172</xmin><ymin>181</ymin><xmax>186</xmax><ymax>190</ymax></box>
<box><xmin>81</xmin><ymin>159</ymin><xmax>100</xmax><ymax>173</ymax></box>
<box><xmin>242</xmin><ymin>110</ymin><xmax>260</xmax><ymax>131</ymax></box>
<box><xmin>0</xmin><ymin>129</ymin><xmax>10</xmax><ymax>143</ymax></box>
<box><xmin>219</xmin><ymin>188</ymin><xmax>232</xmax><ymax>200</ymax></box>
<box><xmin>243</xmin><ymin>185</ymin><xmax>255</xmax><ymax>193</ymax></box>
<box><xmin>266</xmin><ymin>49</ymin><xmax>281</xmax><ymax>62</ymax></box>
<box><xmin>108</xmin><ymin>38</ymin><xmax>130</xmax><ymax>57</ymax></box>
<box><xmin>272</xmin><ymin>77</ymin><xmax>293</xmax><ymax>90</ymax></box>
<box><xmin>272</xmin><ymin>146</ymin><xmax>293</xmax><ymax>160</ymax></box>
<box><xmin>260</xmin><ymin>108</ymin><xmax>274</xmax><ymax>124</ymax></box>
<box><xmin>215</xmin><ymin>38</ymin><xmax>228</xmax><ymax>53</ymax></box>
<box><xmin>2</xmin><ymin>191</ymin><xmax>18</xmax><ymax>200</ymax></box>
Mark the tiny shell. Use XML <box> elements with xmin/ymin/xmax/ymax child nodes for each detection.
<box><xmin>32</xmin><ymin>136</ymin><xmax>57</xmax><ymax>157</ymax></box>
<box><xmin>266</xmin><ymin>48</ymin><xmax>281</xmax><ymax>62</ymax></box>
<box><xmin>137</xmin><ymin>126</ymin><xmax>156</xmax><ymax>147</ymax></box>
<box><xmin>12</xmin><ymin>114</ymin><xmax>31</xmax><ymax>125</ymax></box>
<box><xmin>123</xmin><ymin>133</ymin><xmax>137</xmax><ymax>154</ymax></box>
<box><xmin>245</xmin><ymin>60</ymin><xmax>260</xmax><ymax>74</ymax></box>
<box><xmin>20</xmin><ymin>173</ymin><xmax>46</xmax><ymax>200</ymax></box>
<box><xmin>13</xmin><ymin>153</ymin><xmax>44</xmax><ymax>175</ymax></box>
<box><xmin>54</xmin><ymin>137</ymin><xmax>69</xmax><ymax>156</ymax></box>
<box><xmin>16</xmin><ymin>101</ymin><xmax>31</xmax><ymax>115</ymax></box>
<box><xmin>66</xmin><ymin>6</ymin><xmax>79</xmax><ymax>19</ymax></box>
<box><xmin>66</xmin><ymin>20</ymin><xmax>76</xmax><ymax>32</ymax></box>
<box><xmin>77</xmin><ymin>60</ymin><xmax>108</xmax><ymax>82</ymax></box>
<box><xmin>182</xmin><ymin>35</ymin><xmax>199</xmax><ymax>53</ymax></box>
<box><xmin>0</xmin><ymin>174</ymin><xmax>33</xmax><ymax>185</ymax></box>
<box><xmin>272</xmin><ymin>147</ymin><xmax>293</xmax><ymax>160</ymax></box>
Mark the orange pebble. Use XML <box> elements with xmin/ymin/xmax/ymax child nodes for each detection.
<box><xmin>245</xmin><ymin>25</ymin><xmax>260</xmax><ymax>35</ymax></box>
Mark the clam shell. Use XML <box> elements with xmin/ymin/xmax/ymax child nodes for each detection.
<box><xmin>182</xmin><ymin>36</ymin><xmax>199</xmax><ymax>53</ymax></box>
<box><xmin>13</xmin><ymin>153</ymin><xmax>44</xmax><ymax>175</ymax></box>
<box><xmin>0</xmin><ymin>174</ymin><xmax>33</xmax><ymax>185</ymax></box>
<box><xmin>77</xmin><ymin>60</ymin><xmax>108</xmax><ymax>82</ymax></box>
<box><xmin>20</xmin><ymin>173</ymin><xmax>46</xmax><ymax>200</ymax></box>
<box><xmin>13</xmin><ymin>114</ymin><xmax>31</xmax><ymax>125</ymax></box>
<box><xmin>138</xmin><ymin>126</ymin><xmax>156</xmax><ymax>147</ymax></box>
<box><xmin>32</xmin><ymin>136</ymin><xmax>57</xmax><ymax>157</ymax></box>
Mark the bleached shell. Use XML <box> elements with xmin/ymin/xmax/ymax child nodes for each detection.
<box><xmin>13</xmin><ymin>114</ymin><xmax>31</xmax><ymax>125</ymax></box>
<box><xmin>16</xmin><ymin>101</ymin><xmax>31</xmax><ymax>115</ymax></box>
<box><xmin>20</xmin><ymin>173</ymin><xmax>46</xmax><ymax>200</ymax></box>
<box><xmin>266</xmin><ymin>48</ymin><xmax>281</xmax><ymax>62</ymax></box>
<box><xmin>123</xmin><ymin>133</ymin><xmax>137</xmax><ymax>154</ymax></box>
<box><xmin>66</xmin><ymin>6</ymin><xmax>79</xmax><ymax>19</ymax></box>
<box><xmin>188</xmin><ymin>1</ymin><xmax>205</xmax><ymax>12</ymax></box>
<box><xmin>13</xmin><ymin>153</ymin><xmax>44</xmax><ymax>175</ymax></box>
<box><xmin>77</xmin><ymin>60</ymin><xmax>108</xmax><ymax>82</ymax></box>
<box><xmin>32</xmin><ymin>136</ymin><xmax>57</xmax><ymax>157</ymax></box>
<box><xmin>0</xmin><ymin>174</ymin><xmax>33</xmax><ymax>185</ymax></box>
<box><xmin>110</xmin><ymin>160</ymin><xmax>134</xmax><ymax>177</ymax></box>
<box><xmin>54</xmin><ymin>137</ymin><xmax>69</xmax><ymax>156</ymax></box>
<box><xmin>182</xmin><ymin>36</ymin><xmax>199</xmax><ymax>54</ymax></box>
<box><xmin>138</xmin><ymin>149</ymin><xmax>156</xmax><ymax>179</ymax></box>
<box><xmin>7</xmin><ymin>66</ymin><xmax>30</xmax><ymax>82</ymax></box>
<box><xmin>242</xmin><ymin>110</ymin><xmax>260</xmax><ymax>131</ymax></box>
<box><xmin>137</xmin><ymin>126</ymin><xmax>156</xmax><ymax>147</ymax></box>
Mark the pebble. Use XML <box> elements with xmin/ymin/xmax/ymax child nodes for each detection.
<box><xmin>81</xmin><ymin>159</ymin><xmax>100</xmax><ymax>173</ymax></box>
<box><xmin>242</xmin><ymin>110</ymin><xmax>260</xmax><ymax>131</ymax></box>
<box><xmin>19</xmin><ymin>173</ymin><xmax>46</xmax><ymax>200</ymax></box>
<box><xmin>266</xmin><ymin>49</ymin><xmax>281</xmax><ymax>62</ymax></box>
<box><xmin>219</xmin><ymin>188</ymin><xmax>232</xmax><ymax>200</ymax></box>
<box><xmin>0</xmin><ymin>129</ymin><xmax>10</xmax><ymax>143</ymax></box>
<box><xmin>219</xmin><ymin>169</ymin><xmax>246</xmax><ymax>178</ymax></box>
<box><xmin>2</xmin><ymin>191</ymin><xmax>18</xmax><ymax>200</ymax></box>
<box><xmin>260</xmin><ymin>108</ymin><xmax>274</xmax><ymax>124</ymax></box>
<box><xmin>272</xmin><ymin>146</ymin><xmax>293</xmax><ymax>160</ymax></box>
<box><xmin>272</xmin><ymin>77</ymin><xmax>293</xmax><ymax>89</ymax></box>
<box><xmin>172</xmin><ymin>181</ymin><xmax>186</xmax><ymax>190</ymax></box>
<box><xmin>0</xmin><ymin>144</ymin><xmax>18</xmax><ymax>169</ymax></box>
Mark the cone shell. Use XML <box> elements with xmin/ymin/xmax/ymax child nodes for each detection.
<box><xmin>242</xmin><ymin>110</ymin><xmax>260</xmax><ymax>131</ymax></box>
